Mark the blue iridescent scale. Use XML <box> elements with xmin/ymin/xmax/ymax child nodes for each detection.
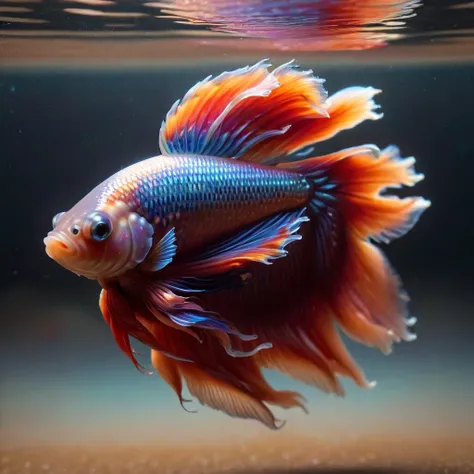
<box><xmin>131</xmin><ymin>155</ymin><xmax>311</xmax><ymax>222</ymax></box>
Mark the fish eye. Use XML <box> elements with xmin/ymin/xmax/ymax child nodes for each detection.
<box><xmin>87</xmin><ymin>212</ymin><xmax>112</xmax><ymax>242</ymax></box>
<box><xmin>52</xmin><ymin>212</ymin><xmax>65</xmax><ymax>228</ymax></box>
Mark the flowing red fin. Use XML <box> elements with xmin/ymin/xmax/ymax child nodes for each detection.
<box><xmin>278</xmin><ymin>144</ymin><xmax>429</xmax><ymax>353</ymax></box>
<box><xmin>238</xmin><ymin>84</ymin><xmax>383</xmax><ymax>163</ymax></box>
<box><xmin>148</xmin><ymin>328</ymin><xmax>306</xmax><ymax>428</ymax></box>
<box><xmin>242</xmin><ymin>293</ymin><xmax>372</xmax><ymax>392</ymax></box>
<box><xmin>255</xmin><ymin>335</ymin><xmax>346</xmax><ymax>395</ymax></box>
<box><xmin>100</xmin><ymin>284</ymin><xmax>307</xmax><ymax>427</ymax></box>
<box><xmin>117</xmin><ymin>275</ymin><xmax>271</xmax><ymax>359</ymax></box>
<box><xmin>128</xmin><ymin>210</ymin><xmax>310</xmax><ymax>359</ymax></box>
<box><xmin>177</xmin><ymin>209</ymin><xmax>309</xmax><ymax>275</ymax></box>
<box><xmin>306</xmin><ymin>306</ymin><xmax>376</xmax><ymax>388</ymax></box>
<box><xmin>332</xmin><ymin>289</ymin><xmax>402</xmax><ymax>355</ymax></box>
<box><xmin>159</xmin><ymin>60</ymin><xmax>384</xmax><ymax>163</ymax></box>
<box><xmin>158</xmin><ymin>59</ymin><xmax>329</xmax><ymax>162</ymax></box>
<box><xmin>100</xmin><ymin>285</ymin><xmax>198</xmax><ymax>367</ymax></box>
<box><xmin>155</xmin><ymin>309</ymin><xmax>201</xmax><ymax>341</ymax></box>
<box><xmin>99</xmin><ymin>289</ymin><xmax>144</xmax><ymax>371</ymax></box>
<box><xmin>315</xmin><ymin>86</ymin><xmax>383</xmax><ymax>142</ymax></box>
<box><xmin>318</xmin><ymin>145</ymin><xmax>430</xmax><ymax>243</ymax></box>
<box><xmin>181</xmin><ymin>363</ymin><xmax>284</xmax><ymax>429</ymax></box>
<box><xmin>145</xmin><ymin>281</ymin><xmax>264</xmax><ymax>348</ymax></box>
<box><xmin>150</xmin><ymin>349</ymin><xmax>195</xmax><ymax>413</ymax></box>
<box><xmin>333</xmin><ymin>237</ymin><xmax>415</xmax><ymax>351</ymax></box>
<box><xmin>159</xmin><ymin>59</ymin><xmax>278</xmax><ymax>157</ymax></box>
<box><xmin>279</xmin><ymin>144</ymin><xmax>431</xmax><ymax>244</ymax></box>
<box><xmin>144</xmin><ymin>291</ymin><xmax>202</xmax><ymax>343</ymax></box>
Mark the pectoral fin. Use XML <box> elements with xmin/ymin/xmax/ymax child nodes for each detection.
<box><xmin>141</xmin><ymin>227</ymin><xmax>177</xmax><ymax>272</ymax></box>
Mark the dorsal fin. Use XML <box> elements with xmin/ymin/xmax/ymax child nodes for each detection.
<box><xmin>158</xmin><ymin>59</ymin><xmax>328</xmax><ymax>162</ymax></box>
<box><xmin>159</xmin><ymin>59</ymin><xmax>382</xmax><ymax>164</ymax></box>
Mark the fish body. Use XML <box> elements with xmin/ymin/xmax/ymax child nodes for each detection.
<box><xmin>97</xmin><ymin>154</ymin><xmax>310</xmax><ymax>255</ymax></box>
<box><xmin>44</xmin><ymin>60</ymin><xmax>430</xmax><ymax>429</ymax></box>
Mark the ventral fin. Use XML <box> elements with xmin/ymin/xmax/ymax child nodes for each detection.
<box><xmin>99</xmin><ymin>287</ymin><xmax>157</xmax><ymax>374</ymax></box>
<box><xmin>141</xmin><ymin>227</ymin><xmax>177</xmax><ymax>272</ymax></box>
<box><xmin>145</xmin><ymin>281</ymin><xmax>270</xmax><ymax>358</ymax></box>
<box><xmin>177</xmin><ymin>209</ymin><xmax>309</xmax><ymax>277</ymax></box>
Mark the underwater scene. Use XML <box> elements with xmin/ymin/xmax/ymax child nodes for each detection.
<box><xmin>1</xmin><ymin>0</ymin><xmax>474</xmax><ymax>473</ymax></box>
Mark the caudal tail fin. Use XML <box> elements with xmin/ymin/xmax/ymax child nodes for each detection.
<box><xmin>279</xmin><ymin>144</ymin><xmax>430</xmax><ymax>354</ymax></box>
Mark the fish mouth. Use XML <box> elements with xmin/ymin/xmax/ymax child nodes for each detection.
<box><xmin>44</xmin><ymin>233</ymin><xmax>77</xmax><ymax>261</ymax></box>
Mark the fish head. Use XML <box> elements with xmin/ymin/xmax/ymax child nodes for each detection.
<box><xmin>44</xmin><ymin>193</ymin><xmax>154</xmax><ymax>280</ymax></box>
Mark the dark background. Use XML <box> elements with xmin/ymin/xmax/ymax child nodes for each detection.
<box><xmin>2</xmin><ymin>64</ymin><xmax>474</xmax><ymax>286</ymax></box>
<box><xmin>0</xmin><ymin>62</ymin><xmax>473</xmax><ymax>446</ymax></box>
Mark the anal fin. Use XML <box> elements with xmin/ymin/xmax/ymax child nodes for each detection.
<box><xmin>179</xmin><ymin>362</ymin><xmax>286</xmax><ymax>430</ymax></box>
<box><xmin>178</xmin><ymin>208</ymin><xmax>309</xmax><ymax>278</ymax></box>
<box><xmin>151</xmin><ymin>349</ymin><xmax>196</xmax><ymax>413</ymax></box>
<box><xmin>149</xmin><ymin>327</ymin><xmax>306</xmax><ymax>428</ymax></box>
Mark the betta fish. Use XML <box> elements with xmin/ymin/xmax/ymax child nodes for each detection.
<box><xmin>44</xmin><ymin>60</ymin><xmax>430</xmax><ymax>429</ymax></box>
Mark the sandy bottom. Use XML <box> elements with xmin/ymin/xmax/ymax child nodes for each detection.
<box><xmin>1</xmin><ymin>436</ymin><xmax>473</xmax><ymax>474</ymax></box>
